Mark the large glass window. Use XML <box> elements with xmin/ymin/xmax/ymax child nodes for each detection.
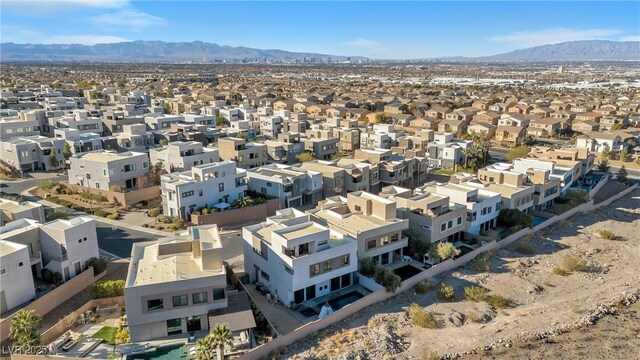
<box><xmin>213</xmin><ymin>288</ymin><xmax>226</xmax><ymax>300</ymax></box>
<box><xmin>192</xmin><ymin>292</ymin><xmax>208</xmax><ymax>304</ymax></box>
<box><xmin>146</xmin><ymin>299</ymin><xmax>163</xmax><ymax>311</ymax></box>
<box><xmin>166</xmin><ymin>318</ymin><xmax>182</xmax><ymax>335</ymax></box>
<box><xmin>172</xmin><ymin>295</ymin><xmax>188</xmax><ymax>307</ymax></box>
<box><xmin>367</xmin><ymin>240</ymin><xmax>377</xmax><ymax>250</ymax></box>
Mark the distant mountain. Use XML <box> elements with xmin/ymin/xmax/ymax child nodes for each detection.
<box><xmin>0</xmin><ymin>40</ymin><xmax>366</xmax><ymax>62</ymax></box>
<box><xmin>478</xmin><ymin>40</ymin><xmax>640</xmax><ymax>61</ymax></box>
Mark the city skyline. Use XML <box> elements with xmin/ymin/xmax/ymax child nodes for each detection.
<box><xmin>1</xmin><ymin>0</ymin><xmax>639</xmax><ymax>59</ymax></box>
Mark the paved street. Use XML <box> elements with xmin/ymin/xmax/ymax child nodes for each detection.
<box><xmin>0</xmin><ymin>173</ymin><xmax>67</xmax><ymax>195</ymax></box>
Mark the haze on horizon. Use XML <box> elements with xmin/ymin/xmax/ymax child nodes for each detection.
<box><xmin>1</xmin><ymin>0</ymin><xmax>639</xmax><ymax>59</ymax></box>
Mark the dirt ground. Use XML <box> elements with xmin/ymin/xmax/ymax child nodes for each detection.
<box><xmin>40</xmin><ymin>260</ymin><xmax>129</xmax><ymax>330</ymax></box>
<box><xmin>285</xmin><ymin>189</ymin><xmax>640</xmax><ymax>359</ymax></box>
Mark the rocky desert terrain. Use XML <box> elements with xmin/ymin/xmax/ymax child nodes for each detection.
<box><xmin>284</xmin><ymin>189</ymin><xmax>640</xmax><ymax>359</ymax></box>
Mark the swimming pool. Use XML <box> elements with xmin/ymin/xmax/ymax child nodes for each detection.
<box><xmin>126</xmin><ymin>344</ymin><xmax>187</xmax><ymax>360</ymax></box>
<box><xmin>393</xmin><ymin>264</ymin><xmax>422</xmax><ymax>281</ymax></box>
<box><xmin>328</xmin><ymin>291</ymin><xmax>364</xmax><ymax>310</ymax></box>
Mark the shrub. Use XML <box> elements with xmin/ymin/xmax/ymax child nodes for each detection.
<box><xmin>513</xmin><ymin>240</ymin><xmax>535</xmax><ymax>254</ymax></box>
<box><xmin>562</xmin><ymin>255</ymin><xmax>587</xmax><ymax>272</ymax></box>
<box><xmin>156</xmin><ymin>226</ymin><xmax>164</xmax><ymax>230</ymax></box>
<box><xmin>109</xmin><ymin>185</ymin><xmax>125</xmax><ymax>193</ymax></box>
<box><xmin>597</xmin><ymin>229</ymin><xmax>615</xmax><ymax>240</ymax></box>
<box><xmin>172</xmin><ymin>218</ymin><xmax>185</xmax><ymax>228</ymax></box>
<box><xmin>552</xmin><ymin>267</ymin><xmax>569</xmax><ymax>276</ymax></box>
<box><xmin>467</xmin><ymin>312</ymin><xmax>481</xmax><ymax>323</ymax></box>
<box><xmin>41</xmin><ymin>268</ymin><xmax>53</xmax><ymax>283</ymax></box>
<box><xmin>47</xmin><ymin>208</ymin><xmax>71</xmax><ymax>221</ymax></box>
<box><xmin>142</xmin><ymin>224</ymin><xmax>149</xmax><ymax>228</ymax></box>
<box><xmin>85</xmin><ymin>257</ymin><xmax>108</xmax><ymax>275</ymax></box>
<box><xmin>485</xmin><ymin>294</ymin><xmax>508</xmax><ymax>309</ymax></box>
<box><xmin>52</xmin><ymin>272</ymin><xmax>63</xmax><ymax>285</ymax></box>
<box><xmin>420</xmin><ymin>350</ymin><xmax>439</xmax><ymax>360</ymax></box>
<box><xmin>436</xmin><ymin>283</ymin><xmax>455</xmax><ymax>301</ymax></box>
<box><xmin>434</xmin><ymin>242</ymin><xmax>461</xmax><ymax>261</ymax></box>
<box><xmin>201</xmin><ymin>207</ymin><xmax>209</xmax><ymax>215</ymax></box>
<box><xmin>148</xmin><ymin>208</ymin><xmax>161</xmax><ymax>217</ymax></box>
<box><xmin>156</xmin><ymin>215</ymin><xmax>171</xmax><ymax>224</ymax></box>
<box><xmin>38</xmin><ymin>180</ymin><xmax>56</xmax><ymax>190</ymax></box>
<box><xmin>88</xmin><ymin>280</ymin><xmax>125</xmax><ymax>299</ymax></box>
<box><xmin>79</xmin><ymin>192</ymin><xmax>107</xmax><ymax>202</ymax></box>
<box><xmin>106</xmin><ymin>213</ymin><xmax>119</xmax><ymax>220</ymax></box>
<box><xmin>464</xmin><ymin>286</ymin><xmax>489</xmax><ymax>302</ymax></box>
<box><xmin>415</xmin><ymin>280</ymin><xmax>432</xmax><ymax>294</ymax></box>
<box><xmin>382</xmin><ymin>271</ymin><xmax>402</xmax><ymax>293</ymax></box>
<box><xmin>112</xmin><ymin>197</ymin><xmax>122</xmax><ymax>207</ymax></box>
<box><xmin>409</xmin><ymin>303</ymin><xmax>438</xmax><ymax>329</ymax></box>
<box><xmin>94</xmin><ymin>210</ymin><xmax>108</xmax><ymax>218</ymax></box>
<box><xmin>373</xmin><ymin>266</ymin><xmax>387</xmax><ymax>284</ymax></box>
<box><xmin>115</xmin><ymin>328</ymin><xmax>130</xmax><ymax>344</ymax></box>
<box><xmin>472</xmin><ymin>253</ymin><xmax>491</xmax><ymax>272</ymax></box>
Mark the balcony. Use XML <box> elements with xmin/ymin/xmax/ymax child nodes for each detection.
<box><xmin>30</xmin><ymin>251</ymin><xmax>42</xmax><ymax>266</ymax></box>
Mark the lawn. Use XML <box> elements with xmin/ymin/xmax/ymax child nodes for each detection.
<box><xmin>435</xmin><ymin>169</ymin><xmax>455</xmax><ymax>176</ymax></box>
<box><xmin>93</xmin><ymin>326</ymin><xmax>118</xmax><ymax>345</ymax></box>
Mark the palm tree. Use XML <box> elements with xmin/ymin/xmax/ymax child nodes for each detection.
<box><xmin>194</xmin><ymin>335</ymin><xmax>215</xmax><ymax>360</ymax></box>
<box><xmin>209</xmin><ymin>324</ymin><xmax>234</xmax><ymax>360</ymax></box>
<box><xmin>10</xmin><ymin>310</ymin><xmax>41</xmax><ymax>347</ymax></box>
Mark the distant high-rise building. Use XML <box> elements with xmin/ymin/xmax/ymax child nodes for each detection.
<box><xmin>557</xmin><ymin>66</ymin><xmax>564</xmax><ymax>74</ymax></box>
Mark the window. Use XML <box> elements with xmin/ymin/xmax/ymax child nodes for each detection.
<box><xmin>166</xmin><ymin>318</ymin><xmax>182</xmax><ymax>335</ymax></box>
<box><xmin>354</xmin><ymin>205</ymin><xmax>361</xmax><ymax>212</ymax></box>
<box><xmin>182</xmin><ymin>191</ymin><xmax>194</xmax><ymax>198</ymax></box>
<box><xmin>146</xmin><ymin>298</ymin><xmax>164</xmax><ymax>311</ymax></box>
<box><xmin>218</xmin><ymin>183</ymin><xmax>224</xmax><ymax>192</ymax></box>
<box><xmin>109</xmin><ymin>168</ymin><xmax>115</xmax><ymax>176</ymax></box>
<box><xmin>103</xmin><ymin>169</ymin><xmax>107</xmax><ymax>176</ymax></box>
<box><xmin>448</xmin><ymin>220</ymin><xmax>453</xmax><ymax>229</ymax></box>
<box><xmin>441</xmin><ymin>223</ymin><xmax>447</xmax><ymax>232</ymax></box>
<box><xmin>342</xmin><ymin>254</ymin><xmax>350</xmax><ymax>265</ymax></box>
<box><xmin>17</xmin><ymin>261</ymin><xmax>24</xmax><ymax>268</ymax></box>
<box><xmin>457</xmin><ymin>217</ymin><xmax>462</xmax><ymax>225</ymax></box>
<box><xmin>199</xmin><ymin>189</ymin><xmax>203</xmax><ymax>196</ymax></box>
<box><xmin>381</xmin><ymin>236</ymin><xmax>390</xmax><ymax>245</ymax></box>
<box><xmin>496</xmin><ymin>202</ymin><xmax>502</xmax><ymax>211</ymax></box>
<box><xmin>260</xmin><ymin>270</ymin><xmax>270</xmax><ymax>281</ymax></box>
<box><xmin>191</xmin><ymin>291</ymin><xmax>209</xmax><ymax>304</ymax></box>
<box><xmin>266</xmin><ymin>182</ymin><xmax>272</xmax><ymax>187</ymax></box>
<box><xmin>143</xmin><ymin>161</ymin><xmax>149</xmax><ymax>168</ymax></box>
<box><xmin>324</xmin><ymin>260</ymin><xmax>332</xmax><ymax>271</ymax></box>
<box><xmin>172</xmin><ymin>295</ymin><xmax>188</xmax><ymax>307</ymax></box>
<box><xmin>367</xmin><ymin>239</ymin><xmax>377</xmax><ymax>250</ymax></box>
<box><xmin>310</xmin><ymin>264</ymin><xmax>320</xmax><ymax>276</ymax></box>
<box><xmin>0</xmin><ymin>268</ymin><xmax>5</xmax><ymax>275</ymax></box>
<box><xmin>390</xmin><ymin>233</ymin><xmax>399</xmax><ymax>242</ymax></box>
<box><xmin>422</xmin><ymin>224</ymin><xmax>431</xmax><ymax>230</ymax></box>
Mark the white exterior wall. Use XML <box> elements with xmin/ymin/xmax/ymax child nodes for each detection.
<box><xmin>0</xmin><ymin>242</ymin><xmax>36</xmax><ymax>312</ymax></box>
<box><xmin>68</xmin><ymin>151</ymin><xmax>150</xmax><ymax>190</ymax></box>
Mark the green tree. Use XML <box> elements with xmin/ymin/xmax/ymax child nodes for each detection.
<box><xmin>209</xmin><ymin>324</ymin><xmax>234</xmax><ymax>360</ymax></box>
<box><xmin>507</xmin><ymin>146</ymin><xmax>531</xmax><ymax>162</ymax></box>
<box><xmin>596</xmin><ymin>159</ymin><xmax>610</xmax><ymax>173</ymax></box>
<box><xmin>194</xmin><ymin>334</ymin><xmax>216</xmax><ymax>360</ymax></box>
<box><xmin>620</xmin><ymin>147</ymin><xmax>630</xmax><ymax>162</ymax></box>
<box><xmin>610</xmin><ymin>123</ymin><xmax>623</xmax><ymax>130</ymax></box>
<box><xmin>617</xmin><ymin>165</ymin><xmax>628</xmax><ymax>182</ymax></box>
<box><xmin>48</xmin><ymin>152</ymin><xmax>58</xmax><ymax>170</ymax></box>
<box><xmin>10</xmin><ymin>310</ymin><xmax>41</xmax><ymax>347</ymax></box>
<box><xmin>296</xmin><ymin>151</ymin><xmax>316</xmax><ymax>163</ymax></box>
<box><xmin>63</xmin><ymin>142</ymin><xmax>73</xmax><ymax>159</ymax></box>
<box><xmin>434</xmin><ymin>242</ymin><xmax>461</xmax><ymax>261</ymax></box>
<box><xmin>215</xmin><ymin>116</ymin><xmax>228</xmax><ymax>127</ymax></box>
<box><xmin>497</xmin><ymin>209</ymin><xmax>533</xmax><ymax>229</ymax></box>
<box><xmin>521</xmin><ymin>135</ymin><xmax>536</xmax><ymax>146</ymax></box>
<box><xmin>601</xmin><ymin>143</ymin><xmax>611</xmax><ymax>160</ymax></box>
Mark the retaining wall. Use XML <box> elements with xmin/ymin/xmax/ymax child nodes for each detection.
<box><xmin>64</xmin><ymin>183</ymin><xmax>160</xmax><ymax>207</ymax></box>
<box><xmin>191</xmin><ymin>199</ymin><xmax>280</xmax><ymax>228</ymax></box>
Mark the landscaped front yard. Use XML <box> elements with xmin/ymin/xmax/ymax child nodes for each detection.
<box><xmin>92</xmin><ymin>326</ymin><xmax>118</xmax><ymax>345</ymax></box>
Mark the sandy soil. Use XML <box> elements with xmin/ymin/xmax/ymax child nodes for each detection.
<box><xmin>285</xmin><ymin>189</ymin><xmax>640</xmax><ymax>359</ymax></box>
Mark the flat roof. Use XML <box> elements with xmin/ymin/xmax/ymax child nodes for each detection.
<box><xmin>0</xmin><ymin>240</ymin><xmax>27</xmax><ymax>256</ymax></box>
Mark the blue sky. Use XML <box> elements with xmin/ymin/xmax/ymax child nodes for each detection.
<box><xmin>2</xmin><ymin>1</ymin><xmax>639</xmax><ymax>59</ymax></box>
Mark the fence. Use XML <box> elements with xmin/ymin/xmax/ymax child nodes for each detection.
<box><xmin>588</xmin><ymin>173</ymin><xmax>610</xmax><ymax>200</ymax></box>
<box><xmin>39</xmin><ymin>296</ymin><xmax>125</xmax><ymax>345</ymax></box>
<box><xmin>0</xmin><ymin>268</ymin><xmax>106</xmax><ymax>344</ymax></box>
<box><xmin>191</xmin><ymin>199</ymin><xmax>280</xmax><ymax>228</ymax></box>
<box><xmin>64</xmin><ymin>183</ymin><xmax>160</xmax><ymax>207</ymax></box>
<box><xmin>238</xmin><ymin>184</ymin><xmax>637</xmax><ymax>359</ymax></box>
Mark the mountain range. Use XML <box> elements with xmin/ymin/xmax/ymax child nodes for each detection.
<box><xmin>1</xmin><ymin>40</ymin><xmax>638</xmax><ymax>62</ymax></box>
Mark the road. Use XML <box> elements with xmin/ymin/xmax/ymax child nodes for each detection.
<box><xmin>0</xmin><ymin>174</ymin><xmax>67</xmax><ymax>195</ymax></box>
<box><xmin>96</xmin><ymin>220</ymin><xmax>244</xmax><ymax>260</ymax></box>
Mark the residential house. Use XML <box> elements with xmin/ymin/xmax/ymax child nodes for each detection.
<box><xmin>494</xmin><ymin>126</ymin><xmax>525</xmax><ymax>147</ymax></box>
<box><xmin>0</xmin><ymin>198</ymin><xmax>45</xmax><ymax>226</ymax></box>
<box><xmin>0</xmin><ymin>136</ymin><xmax>65</xmax><ymax>172</ymax></box>
<box><xmin>247</xmin><ymin>164</ymin><xmax>323</xmax><ymax>208</ymax></box>
<box><xmin>150</xmin><ymin>141</ymin><xmax>220</xmax><ymax>173</ymax></box>
<box><xmin>218</xmin><ymin>138</ymin><xmax>268</xmax><ymax>169</ymax></box>
<box><xmin>68</xmin><ymin>150</ymin><xmax>150</xmax><ymax>191</ymax></box>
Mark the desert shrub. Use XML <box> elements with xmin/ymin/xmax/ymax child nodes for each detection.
<box><xmin>467</xmin><ymin>312</ymin><xmax>481</xmax><ymax>323</ymax></box>
<box><xmin>112</xmin><ymin>197</ymin><xmax>122</xmax><ymax>207</ymax></box>
<box><xmin>41</xmin><ymin>268</ymin><xmax>53</xmax><ymax>283</ymax></box>
<box><xmin>156</xmin><ymin>215</ymin><xmax>172</xmax><ymax>224</ymax></box>
<box><xmin>88</xmin><ymin>280</ymin><xmax>125</xmax><ymax>299</ymax></box>
<box><xmin>562</xmin><ymin>255</ymin><xmax>587</xmax><ymax>272</ymax></box>
<box><xmin>115</xmin><ymin>328</ymin><xmax>130</xmax><ymax>344</ymax></box>
<box><xmin>415</xmin><ymin>280</ymin><xmax>432</xmax><ymax>294</ymax></box>
<box><xmin>436</xmin><ymin>283</ymin><xmax>455</xmax><ymax>301</ymax></box>
<box><xmin>472</xmin><ymin>253</ymin><xmax>491</xmax><ymax>272</ymax></box>
<box><xmin>94</xmin><ymin>210</ymin><xmax>108</xmax><ymax>218</ymax></box>
<box><xmin>79</xmin><ymin>192</ymin><xmax>107</xmax><ymax>202</ymax></box>
<box><xmin>373</xmin><ymin>266</ymin><xmax>387</xmax><ymax>283</ymax></box>
<box><xmin>106</xmin><ymin>213</ymin><xmax>119</xmax><ymax>220</ymax></box>
<box><xmin>38</xmin><ymin>180</ymin><xmax>56</xmax><ymax>190</ymax></box>
<box><xmin>52</xmin><ymin>272</ymin><xmax>63</xmax><ymax>285</ymax></box>
<box><xmin>597</xmin><ymin>229</ymin><xmax>615</xmax><ymax>240</ymax></box>
<box><xmin>85</xmin><ymin>257</ymin><xmax>107</xmax><ymax>275</ymax></box>
<box><xmin>148</xmin><ymin>208</ymin><xmax>161</xmax><ymax>217</ymax></box>
<box><xmin>513</xmin><ymin>240</ymin><xmax>535</xmax><ymax>254</ymax></box>
<box><xmin>464</xmin><ymin>286</ymin><xmax>489</xmax><ymax>302</ymax></box>
<box><xmin>420</xmin><ymin>350</ymin><xmax>439</xmax><ymax>360</ymax></box>
<box><xmin>201</xmin><ymin>207</ymin><xmax>210</xmax><ymax>215</ymax></box>
<box><xmin>409</xmin><ymin>303</ymin><xmax>438</xmax><ymax>329</ymax></box>
<box><xmin>552</xmin><ymin>267</ymin><xmax>569</xmax><ymax>276</ymax></box>
<box><xmin>485</xmin><ymin>294</ymin><xmax>508</xmax><ymax>309</ymax></box>
<box><xmin>142</xmin><ymin>224</ymin><xmax>149</xmax><ymax>228</ymax></box>
<box><xmin>109</xmin><ymin>185</ymin><xmax>125</xmax><ymax>193</ymax></box>
<box><xmin>434</xmin><ymin>242</ymin><xmax>461</xmax><ymax>261</ymax></box>
<box><xmin>47</xmin><ymin>208</ymin><xmax>71</xmax><ymax>221</ymax></box>
<box><xmin>382</xmin><ymin>271</ymin><xmax>402</xmax><ymax>293</ymax></box>
<box><xmin>172</xmin><ymin>218</ymin><xmax>185</xmax><ymax>228</ymax></box>
<box><xmin>156</xmin><ymin>226</ymin><xmax>164</xmax><ymax>230</ymax></box>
